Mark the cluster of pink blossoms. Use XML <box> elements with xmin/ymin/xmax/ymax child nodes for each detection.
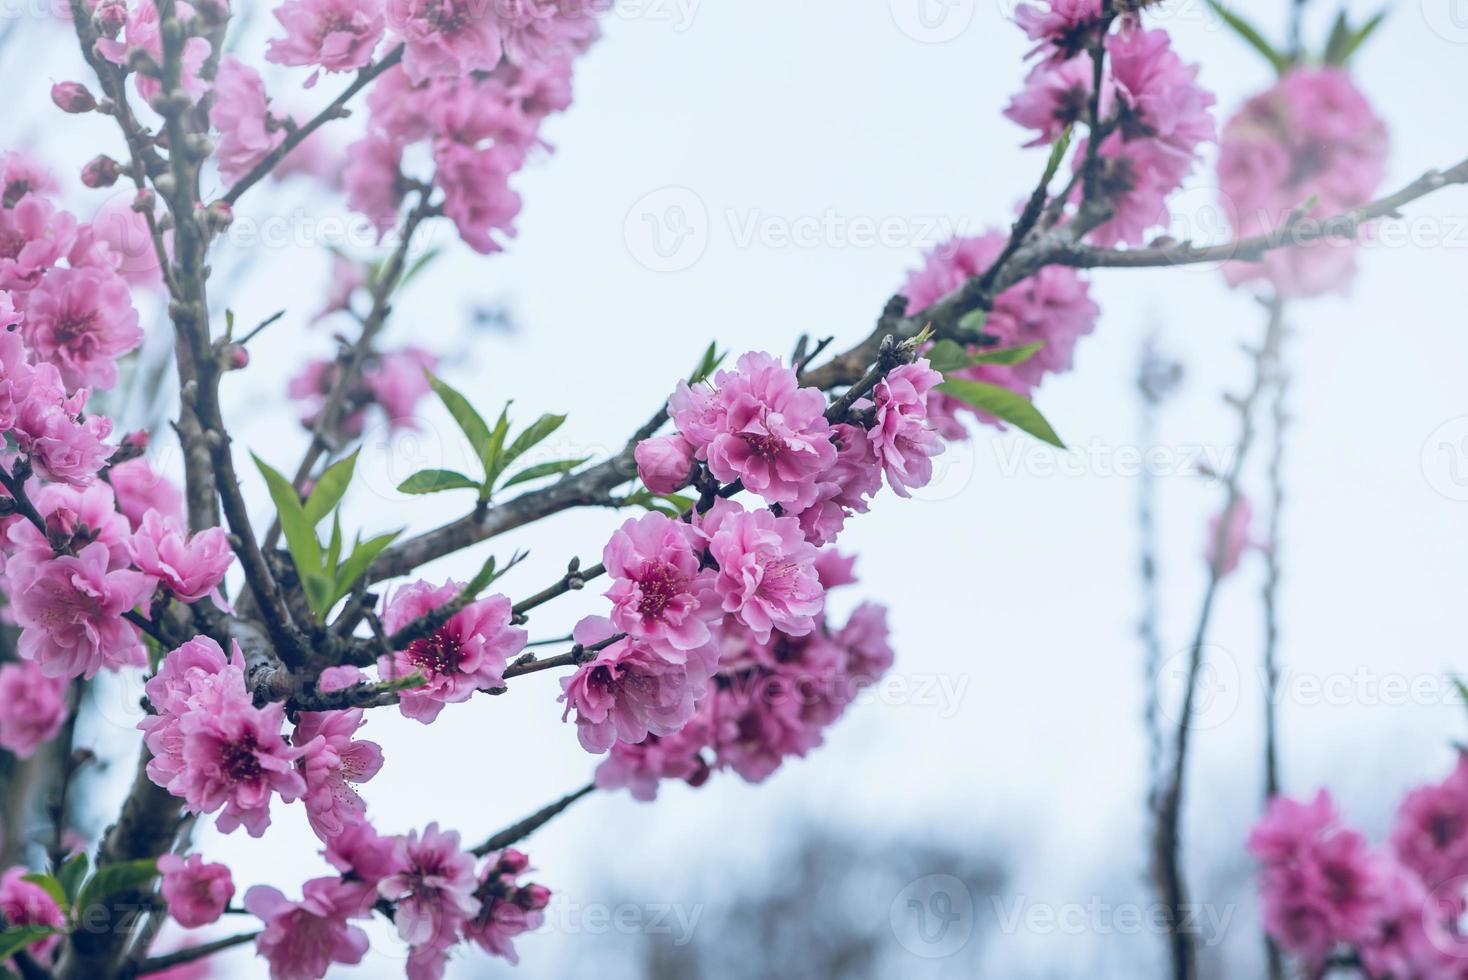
<box><xmin>289</xmin><ymin>342</ymin><xmax>439</xmax><ymax>436</ymax></box>
<box><xmin>1249</xmin><ymin>759</ymin><xmax>1468</xmax><ymax>976</ymax></box>
<box><xmin>1006</xmin><ymin>1</ymin><xmax>1216</xmax><ymax>246</ymax></box>
<box><xmin>1217</xmin><ymin>68</ymin><xmax>1389</xmax><ymax>298</ymax></box>
<box><xmin>901</xmin><ymin>231</ymin><xmax>1100</xmax><ymax>437</ymax></box>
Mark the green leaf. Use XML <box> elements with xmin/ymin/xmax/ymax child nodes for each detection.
<box><xmin>956</xmin><ymin>308</ymin><xmax>988</xmax><ymax>334</ymax></box>
<box><xmin>330</xmin><ymin>530</ymin><xmax>403</xmax><ymax>611</ymax></box>
<box><xmin>497</xmin><ymin>414</ymin><xmax>566</xmax><ymax>480</ymax></box>
<box><xmin>303</xmin><ymin>450</ymin><xmax>359</xmax><ymax>526</ymax></box>
<box><xmin>1042</xmin><ymin>125</ymin><xmax>1073</xmax><ymax>186</ymax></box>
<box><xmin>479</xmin><ymin>403</ymin><xmax>512</xmax><ymax>497</ymax></box>
<box><xmin>326</xmin><ymin>511</ymin><xmax>343</xmax><ymax>576</ymax></box>
<box><xmin>938</xmin><ymin>379</ymin><xmax>1066</xmax><ymax>448</ymax></box>
<box><xmin>927</xmin><ymin>340</ymin><xmax>1044</xmax><ymax>374</ymax></box>
<box><xmin>396</xmin><ymin>246</ymin><xmax>443</xmax><ymax>293</ymax></box>
<box><xmin>1322</xmin><ymin>10</ymin><xmax>1352</xmax><ymax>64</ymax></box>
<box><xmin>969</xmin><ymin>342</ymin><xmax>1045</xmax><ymax>367</ymax></box>
<box><xmin>57</xmin><ymin>851</ymin><xmax>89</xmax><ymax>903</ymax></box>
<box><xmin>1206</xmin><ymin>0</ymin><xmax>1290</xmax><ymax>73</ymax></box>
<box><xmin>689</xmin><ymin>342</ymin><xmax>725</xmax><ymax>384</ymax></box>
<box><xmin>500</xmin><ymin>457</ymin><xmax>591</xmax><ymax>490</ymax></box>
<box><xmin>1337</xmin><ymin>8</ymin><xmax>1387</xmax><ymax>63</ymax></box>
<box><xmin>459</xmin><ymin>549</ymin><xmax>528</xmax><ymax>601</ymax></box>
<box><xmin>75</xmin><ymin>859</ymin><xmax>158</xmax><ymax>916</ymax></box>
<box><xmin>397</xmin><ymin>470</ymin><xmax>481</xmax><ymax>495</ymax></box>
<box><xmin>21</xmin><ymin>873</ymin><xmax>67</xmax><ymax>911</ymax></box>
<box><xmin>252</xmin><ymin>454</ymin><xmax>320</xmax><ymax>574</ymax></box>
<box><xmin>427</xmin><ymin>373</ymin><xmax>493</xmax><ymax>466</ymax></box>
<box><xmin>0</xmin><ymin>927</ymin><xmax>56</xmax><ymax>961</ymax></box>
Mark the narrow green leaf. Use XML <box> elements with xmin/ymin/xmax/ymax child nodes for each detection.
<box><xmin>1042</xmin><ymin>125</ymin><xmax>1073</xmax><ymax>186</ymax></box>
<box><xmin>969</xmin><ymin>342</ymin><xmax>1045</xmax><ymax>367</ymax></box>
<box><xmin>396</xmin><ymin>246</ymin><xmax>443</xmax><ymax>293</ymax></box>
<box><xmin>303</xmin><ymin>450</ymin><xmax>359</xmax><ymax>526</ymax></box>
<box><xmin>938</xmin><ymin>379</ymin><xmax>1066</xmax><ymax>448</ymax></box>
<box><xmin>427</xmin><ymin>373</ymin><xmax>493</xmax><ymax>467</ymax></box>
<box><xmin>1322</xmin><ymin>10</ymin><xmax>1352</xmax><ymax>64</ymax></box>
<box><xmin>330</xmin><ymin>530</ymin><xmax>403</xmax><ymax>610</ymax></box>
<box><xmin>1206</xmin><ymin>0</ymin><xmax>1290</xmax><ymax>73</ymax></box>
<box><xmin>689</xmin><ymin>342</ymin><xmax>725</xmax><ymax>384</ymax></box>
<box><xmin>326</xmin><ymin>511</ymin><xmax>343</xmax><ymax>575</ymax></box>
<box><xmin>1338</xmin><ymin>8</ymin><xmax>1387</xmax><ymax>63</ymax></box>
<box><xmin>498</xmin><ymin>414</ymin><xmax>566</xmax><ymax>478</ymax></box>
<box><xmin>57</xmin><ymin>851</ymin><xmax>89</xmax><ymax>903</ymax></box>
<box><xmin>75</xmin><ymin>859</ymin><xmax>158</xmax><ymax>916</ymax></box>
<box><xmin>252</xmin><ymin>454</ymin><xmax>321</xmax><ymax>575</ymax></box>
<box><xmin>500</xmin><ymin>457</ymin><xmax>591</xmax><ymax>490</ymax></box>
<box><xmin>479</xmin><ymin>403</ymin><xmax>512</xmax><ymax>494</ymax></box>
<box><xmin>397</xmin><ymin>470</ymin><xmax>481</xmax><ymax>495</ymax></box>
<box><xmin>0</xmin><ymin>927</ymin><xmax>55</xmax><ymax>961</ymax></box>
<box><xmin>21</xmin><ymin>873</ymin><xmax>67</xmax><ymax>911</ymax></box>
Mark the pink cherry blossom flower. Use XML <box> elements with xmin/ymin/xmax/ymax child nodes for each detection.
<box><xmin>1205</xmin><ymin>496</ymin><xmax>1255</xmax><ymax>577</ymax></box>
<box><xmin>245</xmin><ymin>878</ymin><xmax>371</xmax><ymax>980</ymax></box>
<box><xmin>835</xmin><ymin>601</ymin><xmax>895</xmax><ymax>684</ymax></box>
<box><xmin>433</xmin><ymin>140</ymin><xmax>523</xmax><ymax>254</ymax></box>
<box><xmin>558</xmin><ymin>616</ymin><xmax>706</xmax><ymax>754</ymax></box>
<box><xmin>425</xmin><ymin>73</ymin><xmax>542</xmax><ymax>151</ymax></box>
<box><xmin>364</xmin><ymin>64</ymin><xmax>435</xmax><ymax>145</ymax></box>
<box><xmin>1004</xmin><ymin>56</ymin><xmax>1107</xmax><ymax>147</ymax></box>
<box><xmin>169</xmin><ymin>696</ymin><xmax>311</xmax><ymax>837</ymax></box>
<box><xmin>709</xmin><ymin>675</ymin><xmax>820</xmax><ymax>783</ymax></box>
<box><xmin>603</xmin><ymin>513</ymin><xmax>718</xmax><ymax>654</ymax></box>
<box><xmin>0</xmin><ymin>193</ymin><xmax>77</xmax><ymax>290</ymax></box>
<box><xmin>868</xmin><ymin>359</ymin><xmax>944</xmax><ymax>497</ymax></box>
<box><xmin>87</xmin><ymin>195</ymin><xmax>165</xmax><ymax>289</ymax></box>
<box><xmin>140</xmin><ymin>637</ymin><xmax>251</xmax><ymax>789</ymax></box>
<box><xmin>109</xmin><ymin>457</ymin><xmax>185</xmax><ymax>530</ymax></box>
<box><xmin>210</xmin><ymin>57</ymin><xmax>287</xmax><ymax>185</ymax></box>
<box><xmin>5</xmin><ymin>480</ymin><xmax>133</xmax><ymax>574</ymax></box>
<box><xmin>0</xmin><ymin>661</ymin><xmax>69</xmax><ymax>757</ymax></box>
<box><xmin>20</xmin><ymin>265</ymin><xmax>142</xmax><ymax>390</ymax></box>
<box><xmin>595</xmin><ymin>709</ymin><xmax>713</xmax><ymax>801</ymax></box>
<box><xmin>704</xmin><ymin>503</ymin><xmax>824</xmax><ymax>643</ymax></box>
<box><xmin>267</xmin><ymin>0</ymin><xmax>385</xmax><ymax>80</ymax></box>
<box><xmin>1218</xmin><ymin>69</ymin><xmax>1387</xmax><ymax>298</ymax></box>
<box><xmin>379</xmin><ymin>582</ymin><xmax>527</xmax><ymax>724</ymax></box>
<box><xmin>293</xmin><ymin>693</ymin><xmax>384</xmax><ymax>841</ymax></box>
<box><xmin>497</xmin><ymin>0</ymin><xmax>604</xmax><ymax>68</ymax></box>
<box><xmin>690</xmin><ymin>352</ymin><xmax>837</xmax><ymax>510</ymax></box>
<box><xmin>634</xmin><ymin>433</ymin><xmax>696</xmax><ymax>494</ymax></box>
<box><xmin>158</xmin><ymin>852</ymin><xmax>234</xmax><ymax>928</ymax></box>
<box><xmin>378</xmin><ymin>823</ymin><xmax>481</xmax><ymax>947</ymax></box>
<box><xmin>95</xmin><ymin>1</ymin><xmax>211</xmax><ymax>102</ymax></box>
<box><xmin>794</xmin><ymin>422</ymin><xmax>883</xmax><ymax>546</ymax></box>
<box><xmin>0</xmin><ymin>151</ymin><xmax>60</xmax><ymax>207</ymax></box>
<box><xmin>813</xmin><ymin>549</ymin><xmax>859</xmax><ymax>591</ymax></box>
<box><xmin>387</xmin><ymin>0</ymin><xmax>505</xmax><ymax>84</ymax></box>
<box><xmin>342</xmin><ymin>134</ymin><xmax>403</xmax><ymax>236</ymax></box>
<box><xmin>324</xmin><ymin>819</ymin><xmax>404</xmax><ymax>912</ymax></box>
<box><xmin>11</xmin><ymin>540</ymin><xmax>151</xmax><ymax>678</ymax></box>
<box><xmin>1391</xmin><ymin>755</ymin><xmax>1468</xmax><ymax>893</ymax></box>
<box><xmin>363</xmin><ymin>346</ymin><xmax>437</xmax><ymax>427</ymax></box>
<box><xmin>0</xmin><ymin>866</ymin><xmax>66</xmax><ymax>961</ymax></box>
<box><xmin>128</xmin><ymin>510</ymin><xmax>234</xmax><ymax>604</ymax></box>
<box><xmin>9</xmin><ymin>365</ymin><xmax>114</xmax><ymax>485</ymax></box>
<box><xmin>1357</xmin><ymin>860</ymin><xmax>1450</xmax><ymax>980</ymax></box>
<box><xmin>901</xmin><ymin>230</ymin><xmax>1098</xmax><ymax>435</ymax></box>
<box><xmin>462</xmin><ymin>851</ymin><xmax>550</xmax><ymax>965</ymax></box>
<box><xmin>1013</xmin><ymin>0</ymin><xmax>1103</xmax><ymax>63</ymax></box>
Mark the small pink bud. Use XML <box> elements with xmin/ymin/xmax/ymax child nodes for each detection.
<box><xmin>95</xmin><ymin>0</ymin><xmax>128</xmax><ymax>36</ymax></box>
<box><xmin>131</xmin><ymin>188</ymin><xmax>156</xmax><ymax>213</ymax></box>
<box><xmin>81</xmin><ymin>155</ymin><xmax>122</xmax><ymax>189</ymax></box>
<box><xmin>635</xmin><ymin>434</ymin><xmax>697</xmax><ymax>495</ymax></box>
<box><xmin>516</xmin><ymin>883</ymin><xmax>551</xmax><ymax>911</ymax></box>
<box><xmin>51</xmin><ymin>82</ymin><xmax>96</xmax><ymax>114</ymax></box>
<box><xmin>204</xmin><ymin>200</ymin><xmax>233</xmax><ymax>232</ymax></box>
<box><xmin>122</xmin><ymin>430</ymin><xmax>150</xmax><ymax>452</ymax></box>
<box><xmin>226</xmin><ymin>344</ymin><xmax>249</xmax><ymax>370</ymax></box>
<box><xmin>497</xmin><ymin>849</ymin><xmax>530</xmax><ymax>875</ymax></box>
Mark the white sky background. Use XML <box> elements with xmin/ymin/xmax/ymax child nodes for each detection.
<box><xmin>5</xmin><ymin>0</ymin><xmax>1468</xmax><ymax>975</ymax></box>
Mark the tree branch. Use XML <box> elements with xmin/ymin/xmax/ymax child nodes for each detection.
<box><xmin>470</xmin><ymin>783</ymin><xmax>596</xmax><ymax>857</ymax></box>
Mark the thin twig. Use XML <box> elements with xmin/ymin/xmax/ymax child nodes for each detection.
<box><xmin>470</xmin><ymin>783</ymin><xmax>597</xmax><ymax>857</ymax></box>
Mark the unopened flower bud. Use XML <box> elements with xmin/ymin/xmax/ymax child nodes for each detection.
<box><xmin>94</xmin><ymin>0</ymin><xmax>127</xmax><ymax>37</ymax></box>
<box><xmin>497</xmin><ymin>849</ymin><xmax>530</xmax><ymax>875</ymax></box>
<box><xmin>635</xmin><ymin>434</ymin><xmax>696</xmax><ymax>494</ymax></box>
<box><xmin>131</xmin><ymin>188</ymin><xmax>156</xmax><ymax>214</ymax></box>
<box><xmin>225</xmin><ymin>343</ymin><xmax>249</xmax><ymax>370</ymax></box>
<box><xmin>515</xmin><ymin>883</ymin><xmax>551</xmax><ymax>911</ymax></box>
<box><xmin>51</xmin><ymin>82</ymin><xmax>96</xmax><ymax>114</ymax></box>
<box><xmin>81</xmin><ymin>155</ymin><xmax>122</xmax><ymax>189</ymax></box>
<box><xmin>204</xmin><ymin>200</ymin><xmax>233</xmax><ymax>233</ymax></box>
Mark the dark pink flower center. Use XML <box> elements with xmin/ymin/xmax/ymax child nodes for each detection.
<box><xmin>52</xmin><ymin>308</ymin><xmax>99</xmax><ymax>350</ymax></box>
<box><xmin>1429</xmin><ymin>810</ymin><xmax>1462</xmax><ymax>849</ymax></box>
<box><xmin>636</xmin><ymin>562</ymin><xmax>682</xmax><ymax>620</ymax></box>
<box><xmin>0</xmin><ymin>227</ymin><xmax>24</xmax><ymax>260</ymax></box>
<box><xmin>406</xmin><ymin>628</ymin><xmax>463</xmax><ymax>676</ymax></box>
<box><xmin>743</xmin><ymin>432</ymin><xmax>786</xmax><ymax>459</ymax></box>
<box><xmin>219</xmin><ymin>736</ymin><xmax>263</xmax><ymax>785</ymax></box>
